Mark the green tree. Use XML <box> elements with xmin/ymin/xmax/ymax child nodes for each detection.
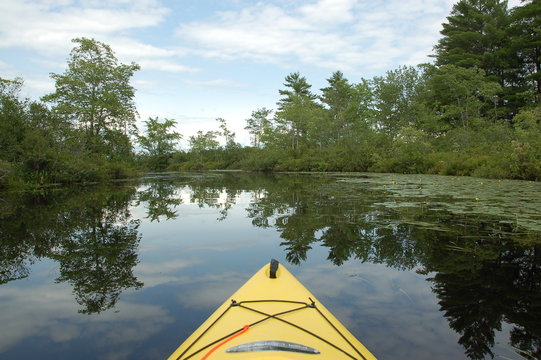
<box><xmin>509</xmin><ymin>0</ymin><xmax>541</xmax><ymax>104</ymax></box>
<box><xmin>0</xmin><ymin>78</ymin><xmax>26</xmax><ymax>164</ymax></box>
<box><xmin>280</xmin><ymin>96</ymin><xmax>326</xmax><ymax>151</ymax></box>
<box><xmin>433</xmin><ymin>0</ymin><xmax>518</xmax><ymax>119</ymax></box>
<box><xmin>189</xmin><ymin>130</ymin><xmax>220</xmax><ymax>153</ymax></box>
<box><xmin>0</xmin><ymin>77</ymin><xmax>79</xmax><ymax>185</ymax></box>
<box><xmin>138</xmin><ymin>117</ymin><xmax>182</xmax><ymax>170</ymax></box>
<box><xmin>434</xmin><ymin>0</ymin><xmax>511</xmax><ymax>77</ymax></box>
<box><xmin>277</xmin><ymin>72</ymin><xmax>316</xmax><ymax>109</ymax></box>
<box><xmin>371</xmin><ymin>66</ymin><xmax>423</xmax><ymax>138</ymax></box>
<box><xmin>245</xmin><ymin>108</ymin><xmax>273</xmax><ymax>148</ymax></box>
<box><xmin>320</xmin><ymin>71</ymin><xmax>356</xmax><ymax>145</ymax></box>
<box><xmin>424</xmin><ymin>65</ymin><xmax>502</xmax><ymax>130</ymax></box>
<box><xmin>216</xmin><ymin>117</ymin><xmax>236</xmax><ymax>148</ymax></box>
<box><xmin>276</xmin><ymin>72</ymin><xmax>321</xmax><ymax>150</ymax></box>
<box><xmin>320</xmin><ymin>72</ymin><xmax>375</xmax><ymax>148</ymax></box>
<box><xmin>42</xmin><ymin>38</ymin><xmax>140</xmax><ymax>159</ymax></box>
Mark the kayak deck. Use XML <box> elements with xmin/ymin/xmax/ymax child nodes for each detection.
<box><xmin>168</xmin><ymin>260</ymin><xmax>377</xmax><ymax>360</ymax></box>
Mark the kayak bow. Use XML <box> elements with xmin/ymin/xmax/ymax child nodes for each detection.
<box><xmin>167</xmin><ymin>260</ymin><xmax>377</xmax><ymax>360</ymax></box>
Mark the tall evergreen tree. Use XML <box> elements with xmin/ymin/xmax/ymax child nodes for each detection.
<box><xmin>509</xmin><ymin>0</ymin><xmax>541</xmax><ymax>104</ymax></box>
<box><xmin>434</xmin><ymin>0</ymin><xmax>517</xmax><ymax>119</ymax></box>
<box><xmin>320</xmin><ymin>71</ymin><xmax>354</xmax><ymax>145</ymax></box>
<box><xmin>0</xmin><ymin>78</ymin><xmax>26</xmax><ymax>163</ymax></box>
<box><xmin>275</xmin><ymin>73</ymin><xmax>320</xmax><ymax>150</ymax></box>
<box><xmin>434</xmin><ymin>0</ymin><xmax>511</xmax><ymax>80</ymax></box>
<box><xmin>320</xmin><ymin>71</ymin><xmax>374</xmax><ymax>147</ymax></box>
<box><xmin>277</xmin><ymin>72</ymin><xmax>316</xmax><ymax>110</ymax></box>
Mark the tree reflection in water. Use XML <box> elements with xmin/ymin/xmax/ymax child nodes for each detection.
<box><xmin>137</xmin><ymin>179</ymin><xmax>183</xmax><ymax>222</ymax></box>
<box><xmin>0</xmin><ymin>172</ymin><xmax>539</xmax><ymax>358</ymax></box>
<box><xmin>49</xmin><ymin>195</ymin><xmax>143</xmax><ymax>314</ymax></box>
<box><xmin>0</xmin><ymin>185</ymin><xmax>143</xmax><ymax>314</ymax></box>
<box><xmin>244</xmin><ymin>174</ymin><xmax>541</xmax><ymax>360</ymax></box>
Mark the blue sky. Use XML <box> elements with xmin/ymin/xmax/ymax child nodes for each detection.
<box><xmin>0</xmin><ymin>0</ymin><xmax>521</xmax><ymax>146</ymax></box>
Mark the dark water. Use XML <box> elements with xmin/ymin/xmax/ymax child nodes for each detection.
<box><xmin>0</xmin><ymin>172</ymin><xmax>540</xmax><ymax>360</ymax></box>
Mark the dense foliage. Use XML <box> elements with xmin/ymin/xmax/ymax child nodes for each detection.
<box><xmin>169</xmin><ymin>0</ymin><xmax>540</xmax><ymax>179</ymax></box>
<box><xmin>1</xmin><ymin>38</ymin><xmax>140</xmax><ymax>189</ymax></box>
<box><xmin>137</xmin><ymin>117</ymin><xmax>182</xmax><ymax>171</ymax></box>
<box><xmin>1</xmin><ymin>0</ymin><xmax>540</xmax><ymax>189</ymax></box>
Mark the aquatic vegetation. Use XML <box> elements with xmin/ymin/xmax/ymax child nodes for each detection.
<box><xmin>338</xmin><ymin>173</ymin><xmax>541</xmax><ymax>235</ymax></box>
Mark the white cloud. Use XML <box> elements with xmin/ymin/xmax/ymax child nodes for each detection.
<box><xmin>135</xmin><ymin>258</ymin><xmax>202</xmax><ymax>287</ymax></box>
<box><xmin>138</xmin><ymin>58</ymin><xmax>196</xmax><ymax>73</ymax></box>
<box><xmin>299</xmin><ymin>0</ymin><xmax>357</xmax><ymax>24</ymax></box>
<box><xmin>2</xmin><ymin>0</ymin><xmax>526</xmax><ymax>149</ymax></box>
<box><xmin>175</xmin><ymin>0</ymin><xmax>455</xmax><ymax>74</ymax></box>
<box><xmin>0</xmin><ymin>0</ymin><xmax>192</xmax><ymax>74</ymax></box>
<box><xmin>0</xmin><ymin>282</ymin><xmax>172</xmax><ymax>354</ymax></box>
<box><xmin>23</xmin><ymin>77</ymin><xmax>55</xmax><ymax>95</ymax></box>
<box><xmin>175</xmin><ymin>272</ymin><xmax>246</xmax><ymax>310</ymax></box>
<box><xmin>0</xmin><ymin>0</ymin><xmax>166</xmax><ymax>52</ymax></box>
<box><xmin>183</xmin><ymin>78</ymin><xmax>249</xmax><ymax>89</ymax></box>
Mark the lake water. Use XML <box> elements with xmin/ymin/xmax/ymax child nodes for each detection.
<box><xmin>0</xmin><ymin>171</ymin><xmax>540</xmax><ymax>360</ymax></box>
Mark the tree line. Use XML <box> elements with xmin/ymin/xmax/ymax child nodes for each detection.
<box><xmin>174</xmin><ymin>0</ymin><xmax>540</xmax><ymax>179</ymax></box>
<box><xmin>1</xmin><ymin>0</ymin><xmax>540</xmax><ymax>190</ymax></box>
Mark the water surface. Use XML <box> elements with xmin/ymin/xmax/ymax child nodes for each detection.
<box><xmin>0</xmin><ymin>172</ymin><xmax>540</xmax><ymax>359</ymax></box>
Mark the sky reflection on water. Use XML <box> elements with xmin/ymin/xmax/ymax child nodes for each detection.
<box><xmin>0</xmin><ymin>172</ymin><xmax>539</xmax><ymax>360</ymax></box>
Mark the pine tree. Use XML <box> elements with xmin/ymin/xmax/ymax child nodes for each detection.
<box><xmin>509</xmin><ymin>0</ymin><xmax>541</xmax><ymax>104</ymax></box>
<box><xmin>275</xmin><ymin>73</ymin><xmax>320</xmax><ymax>150</ymax></box>
<box><xmin>434</xmin><ymin>0</ymin><xmax>511</xmax><ymax>82</ymax></box>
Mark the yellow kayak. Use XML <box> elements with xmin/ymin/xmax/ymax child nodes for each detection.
<box><xmin>167</xmin><ymin>260</ymin><xmax>377</xmax><ymax>360</ymax></box>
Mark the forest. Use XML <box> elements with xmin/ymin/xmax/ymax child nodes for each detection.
<box><xmin>1</xmin><ymin>0</ymin><xmax>540</xmax><ymax>190</ymax></box>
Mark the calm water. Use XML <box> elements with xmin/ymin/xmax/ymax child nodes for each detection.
<box><xmin>0</xmin><ymin>172</ymin><xmax>540</xmax><ymax>360</ymax></box>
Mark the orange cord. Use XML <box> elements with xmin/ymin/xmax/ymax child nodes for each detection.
<box><xmin>201</xmin><ymin>325</ymin><xmax>250</xmax><ymax>360</ymax></box>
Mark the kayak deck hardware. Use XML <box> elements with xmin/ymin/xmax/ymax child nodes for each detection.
<box><xmin>175</xmin><ymin>298</ymin><xmax>367</xmax><ymax>360</ymax></box>
<box><xmin>226</xmin><ymin>340</ymin><xmax>320</xmax><ymax>354</ymax></box>
<box><xmin>270</xmin><ymin>258</ymin><xmax>279</xmax><ymax>279</ymax></box>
